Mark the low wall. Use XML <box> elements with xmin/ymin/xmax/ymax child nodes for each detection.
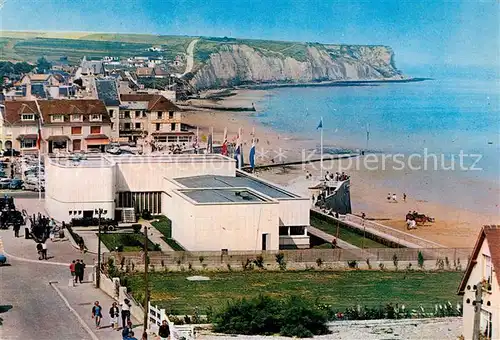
<box><xmin>104</xmin><ymin>247</ymin><xmax>472</xmax><ymax>272</ymax></box>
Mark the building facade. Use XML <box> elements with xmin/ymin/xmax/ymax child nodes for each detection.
<box><xmin>3</xmin><ymin>99</ymin><xmax>112</xmax><ymax>153</ymax></box>
<box><xmin>458</xmin><ymin>225</ymin><xmax>500</xmax><ymax>340</ymax></box>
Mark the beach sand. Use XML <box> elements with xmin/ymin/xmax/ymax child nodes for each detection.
<box><xmin>181</xmin><ymin>89</ymin><xmax>500</xmax><ymax>248</ymax></box>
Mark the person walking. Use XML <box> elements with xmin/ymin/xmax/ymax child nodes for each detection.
<box><xmin>127</xmin><ymin>331</ymin><xmax>138</xmax><ymax>340</ymax></box>
<box><xmin>122</xmin><ymin>321</ymin><xmax>131</xmax><ymax>339</ymax></box>
<box><xmin>121</xmin><ymin>299</ymin><xmax>131</xmax><ymax>329</ymax></box>
<box><xmin>91</xmin><ymin>301</ymin><xmax>103</xmax><ymax>329</ymax></box>
<box><xmin>13</xmin><ymin>223</ymin><xmax>20</xmax><ymax>238</ymax></box>
<box><xmin>403</xmin><ymin>193</ymin><xmax>407</xmax><ymax>202</ymax></box>
<box><xmin>69</xmin><ymin>260</ymin><xmax>76</xmax><ymax>282</ymax></box>
<box><xmin>41</xmin><ymin>241</ymin><xmax>48</xmax><ymax>260</ymax></box>
<box><xmin>109</xmin><ymin>302</ymin><xmax>120</xmax><ymax>330</ymax></box>
<box><xmin>158</xmin><ymin>320</ymin><xmax>170</xmax><ymax>340</ymax></box>
<box><xmin>74</xmin><ymin>259</ymin><xmax>82</xmax><ymax>284</ymax></box>
<box><xmin>36</xmin><ymin>243</ymin><xmax>43</xmax><ymax>260</ymax></box>
<box><xmin>79</xmin><ymin>260</ymin><xmax>86</xmax><ymax>283</ymax></box>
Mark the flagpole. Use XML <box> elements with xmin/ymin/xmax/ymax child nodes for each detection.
<box><xmin>320</xmin><ymin>116</ymin><xmax>323</xmax><ymax>181</ymax></box>
<box><xmin>38</xmin><ymin>147</ymin><xmax>41</xmax><ymax>200</ymax></box>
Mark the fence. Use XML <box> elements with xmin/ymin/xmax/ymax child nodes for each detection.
<box><xmin>148</xmin><ymin>302</ymin><xmax>195</xmax><ymax>340</ymax></box>
<box><xmin>105</xmin><ymin>247</ymin><xmax>472</xmax><ymax>272</ymax></box>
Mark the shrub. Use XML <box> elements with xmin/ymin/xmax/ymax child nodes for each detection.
<box><xmin>153</xmin><ymin>243</ymin><xmax>161</xmax><ymax>251</ymax></box>
<box><xmin>436</xmin><ymin>258</ymin><xmax>445</xmax><ymax>270</ymax></box>
<box><xmin>275</xmin><ymin>253</ymin><xmax>286</xmax><ymax>270</ymax></box>
<box><xmin>347</xmin><ymin>260</ymin><xmax>358</xmax><ymax>269</ymax></box>
<box><xmin>243</xmin><ymin>258</ymin><xmax>254</xmax><ymax>271</ymax></box>
<box><xmin>212</xmin><ymin>295</ymin><xmax>329</xmax><ymax>337</ymax></box>
<box><xmin>142</xmin><ymin>210</ymin><xmax>152</xmax><ymax>220</ymax></box>
<box><xmin>132</xmin><ymin>224</ymin><xmax>142</xmax><ymax>233</ymax></box>
<box><xmin>445</xmin><ymin>256</ymin><xmax>450</xmax><ymax>270</ymax></box>
<box><xmin>366</xmin><ymin>258</ymin><xmax>372</xmax><ymax>269</ymax></box>
<box><xmin>199</xmin><ymin>256</ymin><xmax>204</xmax><ymax>264</ymax></box>
<box><xmin>418</xmin><ymin>251</ymin><xmax>424</xmax><ymax>268</ymax></box>
<box><xmin>379</xmin><ymin>263</ymin><xmax>385</xmax><ymax>270</ymax></box>
<box><xmin>392</xmin><ymin>254</ymin><xmax>399</xmax><ymax>270</ymax></box>
<box><xmin>316</xmin><ymin>258</ymin><xmax>323</xmax><ymax>267</ymax></box>
<box><xmin>254</xmin><ymin>255</ymin><xmax>264</xmax><ymax>269</ymax></box>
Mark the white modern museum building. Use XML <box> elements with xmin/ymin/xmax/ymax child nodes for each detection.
<box><xmin>45</xmin><ymin>154</ymin><xmax>310</xmax><ymax>251</ymax></box>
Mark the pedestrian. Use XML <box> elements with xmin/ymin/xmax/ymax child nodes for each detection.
<box><xmin>36</xmin><ymin>243</ymin><xmax>43</xmax><ymax>260</ymax></box>
<box><xmin>74</xmin><ymin>259</ymin><xmax>82</xmax><ymax>284</ymax></box>
<box><xmin>387</xmin><ymin>193</ymin><xmax>391</xmax><ymax>201</ymax></box>
<box><xmin>109</xmin><ymin>302</ymin><xmax>120</xmax><ymax>330</ymax></box>
<box><xmin>13</xmin><ymin>223</ymin><xmax>20</xmax><ymax>238</ymax></box>
<box><xmin>49</xmin><ymin>218</ymin><xmax>56</xmax><ymax>241</ymax></box>
<box><xmin>92</xmin><ymin>301</ymin><xmax>103</xmax><ymax>329</ymax></box>
<box><xmin>79</xmin><ymin>259</ymin><xmax>86</xmax><ymax>283</ymax></box>
<box><xmin>41</xmin><ymin>241</ymin><xmax>48</xmax><ymax>260</ymax></box>
<box><xmin>361</xmin><ymin>212</ymin><xmax>366</xmax><ymax>226</ymax></box>
<box><xmin>121</xmin><ymin>298</ymin><xmax>132</xmax><ymax>328</ymax></box>
<box><xmin>69</xmin><ymin>260</ymin><xmax>76</xmax><ymax>281</ymax></box>
<box><xmin>122</xmin><ymin>322</ymin><xmax>131</xmax><ymax>339</ymax></box>
<box><xmin>403</xmin><ymin>193</ymin><xmax>407</xmax><ymax>202</ymax></box>
<box><xmin>392</xmin><ymin>193</ymin><xmax>397</xmax><ymax>203</ymax></box>
<box><xmin>158</xmin><ymin>319</ymin><xmax>170</xmax><ymax>340</ymax></box>
<box><xmin>127</xmin><ymin>331</ymin><xmax>138</xmax><ymax>340</ymax></box>
<box><xmin>331</xmin><ymin>238</ymin><xmax>337</xmax><ymax>248</ymax></box>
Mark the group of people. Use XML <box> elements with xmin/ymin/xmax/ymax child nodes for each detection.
<box><xmin>36</xmin><ymin>242</ymin><xmax>48</xmax><ymax>260</ymax></box>
<box><xmin>387</xmin><ymin>192</ymin><xmax>407</xmax><ymax>203</ymax></box>
<box><xmin>324</xmin><ymin>171</ymin><xmax>350</xmax><ymax>182</ymax></box>
<box><xmin>69</xmin><ymin>259</ymin><xmax>86</xmax><ymax>283</ymax></box>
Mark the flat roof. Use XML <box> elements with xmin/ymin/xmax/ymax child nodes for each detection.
<box><xmin>179</xmin><ymin>188</ymin><xmax>269</xmax><ymax>204</ymax></box>
<box><xmin>175</xmin><ymin>174</ymin><xmax>298</xmax><ymax>199</ymax></box>
<box><xmin>48</xmin><ymin>155</ymin><xmax>114</xmax><ymax>167</ymax></box>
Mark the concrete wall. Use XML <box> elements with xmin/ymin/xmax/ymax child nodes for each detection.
<box><xmin>278</xmin><ymin>198</ymin><xmax>310</xmax><ymax>226</ymax></box>
<box><xmin>45</xmin><ymin>159</ymin><xmax>115</xmax><ymax>222</ymax></box>
<box><xmin>461</xmin><ymin>240</ymin><xmax>499</xmax><ymax>340</ymax></box>
<box><xmin>170</xmin><ymin>193</ymin><xmax>279</xmax><ymax>251</ymax></box>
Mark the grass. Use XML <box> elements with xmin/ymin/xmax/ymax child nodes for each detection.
<box><xmin>100</xmin><ymin>233</ymin><xmax>157</xmax><ymax>252</ymax></box>
<box><xmin>126</xmin><ymin>270</ymin><xmax>463</xmax><ymax>315</ymax></box>
<box><xmin>310</xmin><ymin>215</ymin><xmax>388</xmax><ymax>248</ymax></box>
<box><xmin>151</xmin><ymin>215</ymin><xmax>185</xmax><ymax>251</ymax></box>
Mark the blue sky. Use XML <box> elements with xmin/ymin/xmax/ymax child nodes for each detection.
<box><xmin>1</xmin><ymin>0</ymin><xmax>498</xmax><ymax>69</ymax></box>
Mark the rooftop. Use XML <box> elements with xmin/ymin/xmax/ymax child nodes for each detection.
<box><xmin>49</xmin><ymin>155</ymin><xmax>114</xmax><ymax>168</ymax></box>
<box><xmin>95</xmin><ymin>79</ymin><xmax>120</xmax><ymax>106</ymax></box>
<box><xmin>174</xmin><ymin>173</ymin><xmax>298</xmax><ymax>199</ymax></box>
<box><xmin>179</xmin><ymin>188</ymin><xmax>271</xmax><ymax>204</ymax></box>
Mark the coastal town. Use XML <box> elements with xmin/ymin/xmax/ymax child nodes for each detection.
<box><xmin>0</xmin><ymin>1</ymin><xmax>499</xmax><ymax>340</ymax></box>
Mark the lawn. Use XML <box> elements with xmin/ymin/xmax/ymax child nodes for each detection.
<box><xmin>150</xmin><ymin>216</ymin><xmax>185</xmax><ymax>251</ymax></box>
<box><xmin>100</xmin><ymin>233</ymin><xmax>157</xmax><ymax>252</ymax></box>
<box><xmin>310</xmin><ymin>215</ymin><xmax>388</xmax><ymax>248</ymax></box>
<box><xmin>126</xmin><ymin>270</ymin><xmax>463</xmax><ymax>315</ymax></box>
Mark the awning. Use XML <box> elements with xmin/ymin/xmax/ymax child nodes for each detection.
<box><xmin>47</xmin><ymin>135</ymin><xmax>70</xmax><ymax>142</ymax></box>
<box><xmin>16</xmin><ymin>134</ymin><xmax>38</xmax><ymax>141</ymax></box>
<box><xmin>151</xmin><ymin>131</ymin><xmax>194</xmax><ymax>137</ymax></box>
<box><xmin>85</xmin><ymin>134</ymin><xmax>109</xmax><ymax>140</ymax></box>
<box><xmin>86</xmin><ymin>139</ymin><xmax>110</xmax><ymax>146</ymax></box>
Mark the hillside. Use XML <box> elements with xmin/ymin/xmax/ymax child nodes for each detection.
<box><xmin>0</xmin><ymin>31</ymin><xmax>405</xmax><ymax>89</ymax></box>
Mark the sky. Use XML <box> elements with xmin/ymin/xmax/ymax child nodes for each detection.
<box><xmin>0</xmin><ymin>0</ymin><xmax>498</xmax><ymax>69</ymax></box>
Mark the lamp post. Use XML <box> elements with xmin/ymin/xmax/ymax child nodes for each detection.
<box><xmin>143</xmin><ymin>223</ymin><xmax>149</xmax><ymax>330</ymax></box>
<box><xmin>95</xmin><ymin>208</ymin><xmax>104</xmax><ymax>288</ymax></box>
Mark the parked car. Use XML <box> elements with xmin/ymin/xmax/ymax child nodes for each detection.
<box><xmin>3</xmin><ymin>150</ymin><xmax>20</xmax><ymax>157</ymax></box>
<box><xmin>0</xmin><ymin>178</ymin><xmax>11</xmax><ymax>189</ymax></box>
<box><xmin>9</xmin><ymin>179</ymin><xmax>24</xmax><ymax>190</ymax></box>
<box><xmin>24</xmin><ymin>182</ymin><xmax>44</xmax><ymax>192</ymax></box>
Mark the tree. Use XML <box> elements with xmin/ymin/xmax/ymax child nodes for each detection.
<box><xmin>13</xmin><ymin>62</ymin><xmax>35</xmax><ymax>74</ymax></box>
<box><xmin>36</xmin><ymin>57</ymin><xmax>51</xmax><ymax>73</ymax></box>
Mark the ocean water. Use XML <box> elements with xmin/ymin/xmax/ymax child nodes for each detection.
<box><xmin>253</xmin><ymin>74</ymin><xmax>500</xmax><ymax>214</ymax></box>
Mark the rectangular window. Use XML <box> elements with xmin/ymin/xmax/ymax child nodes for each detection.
<box><xmin>90</xmin><ymin>114</ymin><xmax>101</xmax><ymax>122</ymax></box>
<box><xmin>135</xmin><ymin>110</ymin><xmax>141</xmax><ymax>118</ymax></box>
<box><xmin>156</xmin><ymin>137</ymin><xmax>167</xmax><ymax>142</ymax></box>
<box><xmin>119</xmin><ymin>112</ymin><xmax>125</xmax><ymax>119</ymax></box>
<box><xmin>90</xmin><ymin>126</ymin><xmax>101</xmax><ymax>134</ymax></box>
<box><xmin>20</xmin><ymin>139</ymin><xmax>36</xmax><ymax>148</ymax></box>
<box><xmin>135</xmin><ymin>122</ymin><xmax>141</xmax><ymax>129</ymax></box>
<box><xmin>51</xmin><ymin>114</ymin><xmax>64</xmax><ymax>122</ymax></box>
<box><xmin>484</xmin><ymin>255</ymin><xmax>492</xmax><ymax>284</ymax></box>
<box><xmin>155</xmin><ymin>123</ymin><xmax>161</xmax><ymax>131</ymax></box>
<box><xmin>21</xmin><ymin>114</ymin><xmax>35</xmax><ymax>121</ymax></box>
<box><xmin>142</xmin><ymin>112</ymin><xmax>147</xmax><ymax>118</ymax></box>
<box><xmin>480</xmin><ymin>309</ymin><xmax>492</xmax><ymax>339</ymax></box>
<box><xmin>109</xmin><ymin>110</ymin><xmax>114</xmax><ymax>118</ymax></box>
<box><xmin>124</xmin><ymin>123</ymin><xmax>131</xmax><ymax>130</ymax></box>
<box><xmin>179</xmin><ymin>136</ymin><xmax>189</xmax><ymax>143</ymax></box>
<box><xmin>71</xmin><ymin>126</ymin><xmax>82</xmax><ymax>135</ymax></box>
<box><xmin>157</xmin><ymin>111</ymin><xmax>163</xmax><ymax>119</ymax></box>
<box><xmin>168</xmin><ymin>111</ymin><xmax>174</xmax><ymax>119</ymax></box>
<box><xmin>124</xmin><ymin>111</ymin><xmax>130</xmax><ymax>119</ymax></box>
<box><xmin>71</xmin><ymin>114</ymin><xmax>82</xmax><ymax>122</ymax></box>
<box><xmin>170</xmin><ymin>123</ymin><xmax>176</xmax><ymax>131</ymax></box>
<box><xmin>167</xmin><ymin>136</ymin><xmax>177</xmax><ymax>143</ymax></box>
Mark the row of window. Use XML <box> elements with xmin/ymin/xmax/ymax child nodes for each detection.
<box><xmin>70</xmin><ymin>126</ymin><xmax>101</xmax><ymax>135</ymax></box>
<box><xmin>118</xmin><ymin>123</ymin><xmax>178</xmax><ymax>131</ymax></box>
<box><xmin>21</xmin><ymin>114</ymin><xmax>102</xmax><ymax>122</ymax></box>
<box><xmin>154</xmin><ymin>136</ymin><xmax>190</xmax><ymax>143</ymax></box>
<box><xmin>114</xmin><ymin>110</ymin><xmax>175</xmax><ymax>120</ymax></box>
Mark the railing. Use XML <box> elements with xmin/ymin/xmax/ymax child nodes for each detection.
<box><xmin>148</xmin><ymin>302</ymin><xmax>195</xmax><ymax>340</ymax></box>
<box><xmin>343</xmin><ymin>214</ymin><xmax>444</xmax><ymax>249</ymax></box>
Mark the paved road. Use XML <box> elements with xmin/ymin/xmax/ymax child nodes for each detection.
<box><xmin>0</xmin><ymin>258</ymin><xmax>89</xmax><ymax>340</ymax></box>
<box><xmin>183</xmin><ymin>39</ymin><xmax>199</xmax><ymax>75</ymax></box>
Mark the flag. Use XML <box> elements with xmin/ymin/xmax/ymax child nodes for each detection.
<box><xmin>234</xmin><ymin>144</ymin><xmax>242</xmax><ymax>169</ymax></box>
<box><xmin>221</xmin><ymin>127</ymin><xmax>228</xmax><ymax>156</ymax></box>
<box><xmin>249</xmin><ymin>140</ymin><xmax>256</xmax><ymax>169</ymax></box>
<box><xmin>36</xmin><ymin>116</ymin><xmax>42</xmax><ymax>150</ymax></box>
<box><xmin>316</xmin><ymin>118</ymin><xmax>323</xmax><ymax>130</ymax></box>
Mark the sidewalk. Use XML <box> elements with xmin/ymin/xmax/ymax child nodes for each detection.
<box><xmin>55</xmin><ymin>281</ymin><xmax>144</xmax><ymax>340</ymax></box>
<box><xmin>139</xmin><ymin>219</ymin><xmax>173</xmax><ymax>251</ymax></box>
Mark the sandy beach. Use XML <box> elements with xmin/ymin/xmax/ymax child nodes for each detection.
<box><xmin>182</xmin><ymin>89</ymin><xmax>499</xmax><ymax>248</ymax></box>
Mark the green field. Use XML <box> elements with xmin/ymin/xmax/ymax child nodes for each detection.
<box><xmin>126</xmin><ymin>270</ymin><xmax>462</xmax><ymax>314</ymax></box>
<box><xmin>100</xmin><ymin>233</ymin><xmax>158</xmax><ymax>252</ymax></box>
<box><xmin>310</xmin><ymin>215</ymin><xmax>388</xmax><ymax>248</ymax></box>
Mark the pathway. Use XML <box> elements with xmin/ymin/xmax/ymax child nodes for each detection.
<box><xmin>139</xmin><ymin>219</ymin><xmax>173</xmax><ymax>251</ymax></box>
<box><xmin>183</xmin><ymin>39</ymin><xmax>199</xmax><ymax>75</ymax></box>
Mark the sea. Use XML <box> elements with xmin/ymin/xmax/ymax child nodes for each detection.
<box><xmin>252</xmin><ymin>66</ymin><xmax>500</xmax><ymax>215</ymax></box>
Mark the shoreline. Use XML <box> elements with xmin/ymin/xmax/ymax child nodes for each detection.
<box><xmin>182</xmin><ymin>88</ymin><xmax>499</xmax><ymax>248</ymax></box>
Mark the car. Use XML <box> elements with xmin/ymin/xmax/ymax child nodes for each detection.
<box><xmin>0</xmin><ymin>178</ymin><xmax>12</xmax><ymax>189</ymax></box>
<box><xmin>3</xmin><ymin>150</ymin><xmax>20</xmax><ymax>157</ymax></box>
<box><xmin>24</xmin><ymin>182</ymin><xmax>44</xmax><ymax>192</ymax></box>
<box><xmin>0</xmin><ymin>253</ymin><xmax>6</xmax><ymax>265</ymax></box>
<box><xmin>9</xmin><ymin>179</ymin><xmax>24</xmax><ymax>190</ymax></box>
